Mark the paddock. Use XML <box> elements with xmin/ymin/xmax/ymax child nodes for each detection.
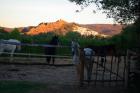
<box><xmin>0</xmin><ymin>42</ymin><xmax>135</xmax><ymax>88</ymax></box>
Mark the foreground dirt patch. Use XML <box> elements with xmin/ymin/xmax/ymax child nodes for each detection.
<box><xmin>0</xmin><ymin>64</ymin><xmax>78</xmax><ymax>85</ymax></box>
<box><xmin>0</xmin><ymin>64</ymin><xmax>127</xmax><ymax>93</ymax></box>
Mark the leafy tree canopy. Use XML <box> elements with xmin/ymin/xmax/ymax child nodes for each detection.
<box><xmin>69</xmin><ymin>0</ymin><xmax>140</xmax><ymax>24</ymax></box>
<box><xmin>9</xmin><ymin>28</ymin><xmax>21</xmax><ymax>39</ymax></box>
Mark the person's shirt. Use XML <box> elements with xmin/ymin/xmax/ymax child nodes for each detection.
<box><xmin>84</xmin><ymin>48</ymin><xmax>95</xmax><ymax>59</ymax></box>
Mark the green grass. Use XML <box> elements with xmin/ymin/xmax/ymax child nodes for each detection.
<box><xmin>0</xmin><ymin>80</ymin><xmax>47</xmax><ymax>93</ymax></box>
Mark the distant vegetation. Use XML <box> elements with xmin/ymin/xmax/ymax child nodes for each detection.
<box><xmin>0</xmin><ymin>25</ymin><xmax>139</xmax><ymax>54</ymax></box>
<box><xmin>1</xmin><ymin>25</ymin><xmax>139</xmax><ymax>46</ymax></box>
<box><xmin>0</xmin><ymin>28</ymin><xmax>108</xmax><ymax>55</ymax></box>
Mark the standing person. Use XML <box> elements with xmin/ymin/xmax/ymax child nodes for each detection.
<box><xmin>45</xmin><ymin>35</ymin><xmax>59</xmax><ymax>65</ymax></box>
<box><xmin>83</xmin><ymin>46</ymin><xmax>95</xmax><ymax>84</ymax></box>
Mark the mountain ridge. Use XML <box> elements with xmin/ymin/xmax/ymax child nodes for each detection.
<box><xmin>1</xmin><ymin>19</ymin><xmax>123</xmax><ymax>36</ymax></box>
<box><xmin>81</xmin><ymin>24</ymin><xmax>123</xmax><ymax>36</ymax></box>
<box><xmin>26</xmin><ymin>19</ymin><xmax>76</xmax><ymax>35</ymax></box>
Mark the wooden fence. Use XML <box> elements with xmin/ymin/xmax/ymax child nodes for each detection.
<box><xmin>78</xmin><ymin>48</ymin><xmax>135</xmax><ymax>87</ymax></box>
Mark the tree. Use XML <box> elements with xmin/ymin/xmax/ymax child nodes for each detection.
<box><xmin>9</xmin><ymin>28</ymin><xmax>21</xmax><ymax>40</ymax></box>
<box><xmin>69</xmin><ymin>1</ymin><xmax>140</xmax><ymax>91</ymax></box>
<box><xmin>65</xmin><ymin>31</ymin><xmax>81</xmax><ymax>40</ymax></box>
<box><xmin>0</xmin><ymin>27</ymin><xmax>9</xmax><ymax>39</ymax></box>
<box><xmin>0</xmin><ymin>27</ymin><xmax>7</xmax><ymax>34</ymax></box>
<box><xmin>69</xmin><ymin>0</ymin><xmax>140</xmax><ymax>24</ymax></box>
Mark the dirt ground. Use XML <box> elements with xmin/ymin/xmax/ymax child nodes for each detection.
<box><xmin>0</xmin><ymin>57</ymin><xmax>127</xmax><ymax>93</ymax></box>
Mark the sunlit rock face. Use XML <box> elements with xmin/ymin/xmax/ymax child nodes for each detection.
<box><xmin>0</xmin><ymin>19</ymin><xmax>119</xmax><ymax>37</ymax></box>
<box><xmin>25</xmin><ymin>19</ymin><xmax>110</xmax><ymax>37</ymax></box>
<box><xmin>26</xmin><ymin>19</ymin><xmax>73</xmax><ymax>35</ymax></box>
<box><xmin>72</xmin><ymin>25</ymin><xmax>109</xmax><ymax>37</ymax></box>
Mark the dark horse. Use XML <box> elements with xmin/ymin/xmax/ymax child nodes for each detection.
<box><xmin>82</xmin><ymin>44</ymin><xmax>116</xmax><ymax>84</ymax></box>
<box><xmin>88</xmin><ymin>44</ymin><xmax>116</xmax><ymax>56</ymax></box>
<box><xmin>45</xmin><ymin>36</ymin><xmax>59</xmax><ymax>65</ymax></box>
<box><xmin>90</xmin><ymin>44</ymin><xmax>116</xmax><ymax>66</ymax></box>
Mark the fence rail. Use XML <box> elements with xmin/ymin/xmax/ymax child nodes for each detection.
<box><xmin>0</xmin><ymin>42</ymin><xmax>72</xmax><ymax>65</ymax></box>
<box><xmin>0</xmin><ymin>52</ymin><xmax>71</xmax><ymax>58</ymax></box>
<box><xmin>0</xmin><ymin>41</ymin><xmax>70</xmax><ymax>47</ymax></box>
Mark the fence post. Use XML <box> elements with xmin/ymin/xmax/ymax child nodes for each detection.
<box><xmin>79</xmin><ymin>48</ymin><xmax>85</xmax><ymax>86</ymax></box>
<box><xmin>125</xmin><ymin>49</ymin><xmax>130</xmax><ymax>88</ymax></box>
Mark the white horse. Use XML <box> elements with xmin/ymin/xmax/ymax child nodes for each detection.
<box><xmin>71</xmin><ymin>40</ymin><xmax>80</xmax><ymax>65</ymax></box>
<box><xmin>0</xmin><ymin>39</ymin><xmax>21</xmax><ymax>61</ymax></box>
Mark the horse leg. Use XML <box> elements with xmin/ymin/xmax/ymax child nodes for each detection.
<box><xmin>10</xmin><ymin>53</ymin><xmax>13</xmax><ymax>62</ymax></box>
<box><xmin>45</xmin><ymin>47</ymin><xmax>51</xmax><ymax>64</ymax></box>
<box><xmin>84</xmin><ymin>60</ymin><xmax>89</xmax><ymax>82</ymax></box>
<box><xmin>10</xmin><ymin>48</ymin><xmax>15</xmax><ymax>62</ymax></box>
<box><xmin>0</xmin><ymin>49</ymin><xmax>4</xmax><ymax>62</ymax></box>
<box><xmin>88</xmin><ymin>58</ymin><xmax>94</xmax><ymax>85</ymax></box>
<box><xmin>10</xmin><ymin>50</ymin><xmax>16</xmax><ymax>68</ymax></box>
<box><xmin>0</xmin><ymin>48</ymin><xmax>3</xmax><ymax>55</ymax></box>
<box><xmin>46</xmin><ymin>56</ymin><xmax>51</xmax><ymax>64</ymax></box>
<box><xmin>101</xmin><ymin>57</ymin><xmax>104</xmax><ymax>67</ymax></box>
<box><xmin>52</xmin><ymin>48</ymin><xmax>56</xmax><ymax>65</ymax></box>
<box><xmin>52</xmin><ymin>56</ymin><xmax>55</xmax><ymax>65</ymax></box>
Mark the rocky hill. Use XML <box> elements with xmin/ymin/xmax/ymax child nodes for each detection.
<box><xmin>26</xmin><ymin>19</ymin><xmax>75</xmax><ymax>35</ymax></box>
<box><xmin>1</xmin><ymin>19</ymin><xmax>123</xmax><ymax>37</ymax></box>
<box><xmin>81</xmin><ymin>24</ymin><xmax>123</xmax><ymax>36</ymax></box>
<box><xmin>25</xmin><ymin>19</ymin><xmax>114</xmax><ymax>37</ymax></box>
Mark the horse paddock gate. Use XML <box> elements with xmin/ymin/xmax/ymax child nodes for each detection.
<box><xmin>78</xmin><ymin>48</ymin><xmax>132</xmax><ymax>87</ymax></box>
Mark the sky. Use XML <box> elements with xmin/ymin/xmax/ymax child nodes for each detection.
<box><xmin>0</xmin><ymin>0</ymin><xmax>114</xmax><ymax>28</ymax></box>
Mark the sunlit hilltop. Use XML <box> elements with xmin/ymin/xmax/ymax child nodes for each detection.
<box><xmin>23</xmin><ymin>19</ymin><xmax>122</xmax><ymax>37</ymax></box>
<box><xmin>1</xmin><ymin>19</ymin><xmax>123</xmax><ymax>37</ymax></box>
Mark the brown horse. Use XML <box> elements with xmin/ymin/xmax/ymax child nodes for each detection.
<box><xmin>88</xmin><ymin>44</ymin><xmax>116</xmax><ymax>66</ymax></box>
<box><xmin>45</xmin><ymin>36</ymin><xmax>59</xmax><ymax>65</ymax></box>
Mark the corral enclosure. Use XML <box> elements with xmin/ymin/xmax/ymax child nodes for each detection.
<box><xmin>0</xmin><ymin>42</ymin><xmax>134</xmax><ymax>88</ymax></box>
<box><xmin>0</xmin><ymin>43</ymin><xmax>72</xmax><ymax>64</ymax></box>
